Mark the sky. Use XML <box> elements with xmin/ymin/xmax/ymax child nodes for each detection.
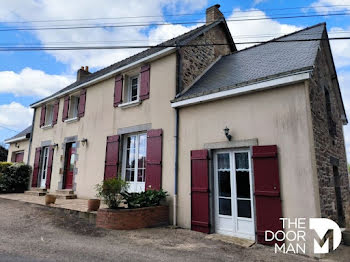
<box><xmin>0</xmin><ymin>0</ymin><xmax>350</xmax><ymax>157</ymax></box>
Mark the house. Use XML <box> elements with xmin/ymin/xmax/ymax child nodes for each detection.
<box><xmin>4</xmin><ymin>126</ymin><xmax>32</xmax><ymax>163</ymax></box>
<box><xmin>24</xmin><ymin>4</ymin><xmax>349</xmax><ymax>255</ymax></box>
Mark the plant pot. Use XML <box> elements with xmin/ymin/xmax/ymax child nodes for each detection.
<box><xmin>343</xmin><ymin>230</ymin><xmax>350</xmax><ymax>246</ymax></box>
<box><xmin>88</xmin><ymin>199</ymin><xmax>101</xmax><ymax>211</ymax></box>
<box><xmin>45</xmin><ymin>194</ymin><xmax>56</xmax><ymax>205</ymax></box>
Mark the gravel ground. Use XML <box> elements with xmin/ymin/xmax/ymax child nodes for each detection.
<box><xmin>0</xmin><ymin>198</ymin><xmax>347</xmax><ymax>262</ymax></box>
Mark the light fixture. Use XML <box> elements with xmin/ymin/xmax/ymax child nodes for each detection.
<box><xmin>53</xmin><ymin>143</ymin><xmax>59</xmax><ymax>149</ymax></box>
<box><xmin>15</xmin><ymin>143</ymin><xmax>20</xmax><ymax>148</ymax></box>
<box><xmin>81</xmin><ymin>138</ymin><xmax>88</xmax><ymax>146</ymax></box>
<box><xmin>223</xmin><ymin>126</ymin><xmax>232</xmax><ymax>141</ymax></box>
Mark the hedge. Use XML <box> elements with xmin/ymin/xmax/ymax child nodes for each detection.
<box><xmin>0</xmin><ymin>162</ymin><xmax>32</xmax><ymax>193</ymax></box>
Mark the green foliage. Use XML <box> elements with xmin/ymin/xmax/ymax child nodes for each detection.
<box><xmin>0</xmin><ymin>162</ymin><xmax>32</xmax><ymax>193</ymax></box>
<box><xmin>121</xmin><ymin>189</ymin><xmax>168</xmax><ymax>209</ymax></box>
<box><xmin>0</xmin><ymin>145</ymin><xmax>8</xmax><ymax>162</ymax></box>
<box><xmin>95</xmin><ymin>178</ymin><xmax>129</xmax><ymax>209</ymax></box>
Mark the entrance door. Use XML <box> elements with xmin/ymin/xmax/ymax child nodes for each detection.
<box><xmin>214</xmin><ymin>150</ymin><xmax>255</xmax><ymax>240</ymax></box>
<box><xmin>14</xmin><ymin>151</ymin><xmax>24</xmax><ymax>163</ymax></box>
<box><xmin>40</xmin><ymin>147</ymin><xmax>49</xmax><ymax>188</ymax></box>
<box><xmin>64</xmin><ymin>142</ymin><xmax>76</xmax><ymax>189</ymax></box>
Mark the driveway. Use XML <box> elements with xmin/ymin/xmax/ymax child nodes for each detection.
<box><xmin>0</xmin><ymin>198</ymin><xmax>347</xmax><ymax>262</ymax></box>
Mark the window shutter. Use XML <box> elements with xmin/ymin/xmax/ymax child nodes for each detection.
<box><xmin>40</xmin><ymin>105</ymin><xmax>46</xmax><ymax>127</ymax></box>
<box><xmin>114</xmin><ymin>75</ymin><xmax>123</xmax><ymax>107</ymax></box>
<box><xmin>52</xmin><ymin>100</ymin><xmax>59</xmax><ymax>125</ymax></box>
<box><xmin>31</xmin><ymin>147</ymin><xmax>42</xmax><ymax>187</ymax></box>
<box><xmin>140</xmin><ymin>64</ymin><xmax>150</xmax><ymax>100</ymax></box>
<box><xmin>62</xmin><ymin>96</ymin><xmax>70</xmax><ymax>121</ymax></box>
<box><xmin>78</xmin><ymin>89</ymin><xmax>86</xmax><ymax>118</ymax></box>
<box><xmin>145</xmin><ymin>129</ymin><xmax>162</xmax><ymax>190</ymax></box>
<box><xmin>252</xmin><ymin>145</ymin><xmax>283</xmax><ymax>245</ymax></box>
<box><xmin>104</xmin><ymin>135</ymin><xmax>120</xmax><ymax>180</ymax></box>
<box><xmin>46</xmin><ymin>146</ymin><xmax>54</xmax><ymax>189</ymax></box>
<box><xmin>191</xmin><ymin>149</ymin><xmax>210</xmax><ymax>233</ymax></box>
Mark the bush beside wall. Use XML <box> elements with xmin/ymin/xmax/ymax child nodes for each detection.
<box><xmin>0</xmin><ymin>162</ymin><xmax>32</xmax><ymax>193</ymax></box>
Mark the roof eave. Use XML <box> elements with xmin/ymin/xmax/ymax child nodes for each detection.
<box><xmin>4</xmin><ymin>136</ymin><xmax>29</xmax><ymax>144</ymax></box>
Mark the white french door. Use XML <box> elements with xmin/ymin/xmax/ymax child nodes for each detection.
<box><xmin>122</xmin><ymin>133</ymin><xmax>147</xmax><ymax>193</ymax></box>
<box><xmin>214</xmin><ymin>150</ymin><xmax>255</xmax><ymax>240</ymax></box>
<box><xmin>40</xmin><ymin>147</ymin><xmax>49</xmax><ymax>188</ymax></box>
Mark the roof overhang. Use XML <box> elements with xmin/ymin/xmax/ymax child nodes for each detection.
<box><xmin>4</xmin><ymin>136</ymin><xmax>29</xmax><ymax>144</ymax></box>
<box><xmin>171</xmin><ymin>71</ymin><xmax>311</xmax><ymax>108</ymax></box>
<box><xmin>31</xmin><ymin>47</ymin><xmax>176</xmax><ymax>108</ymax></box>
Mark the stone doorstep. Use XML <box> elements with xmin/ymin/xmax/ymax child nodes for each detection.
<box><xmin>205</xmin><ymin>234</ymin><xmax>255</xmax><ymax>248</ymax></box>
<box><xmin>55</xmin><ymin>189</ymin><xmax>75</xmax><ymax>195</ymax></box>
<box><xmin>30</xmin><ymin>188</ymin><xmax>47</xmax><ymax>192</ymax></box>
<box><xmin>24</xmin><ymin>191</ymin><xmax>47</xmax><ymax>196</ymax></box>
<box><xmin>54</xmin><ymin>194</ymin><xmax>77</xmax><ymax>199</ymax></box>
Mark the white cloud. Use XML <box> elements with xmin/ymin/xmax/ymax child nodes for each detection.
<box><xmin>148</xmin><ymin>23</ymin><xmax>198</xmax><ymax>45</ymax></box>
<box><xmin>310</xmin><ymin>0</ymin><xmax>350</xmax><ymax>13</ymax></box>
<box><xmin>338</xmin><ymin>71</ymin><xmax>350</xmax><ymax>158</ymax></box>
<box><xmin>0</xmin><ymin>102</ymin><xmax>33</xmax><ymax>131</ymax></box>
<box><xmin>329</xmin><ymin>27</ymin><xmax>350</xmax><ymax>68</ymax></box>
<box><xmin>0</xmin><ymin>68</ymin><xmax>74</xmax><ymax>97</ymax></box>
<box><xmin>226</xmin><ymin>9</ymin><xmax>301</xmax><ymax>50</ymax></box>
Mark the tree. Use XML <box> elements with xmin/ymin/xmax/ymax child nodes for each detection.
<box><xmin>0</xmin><ymin>144</ymin><xmax>8</xmax><ymax>162</ymax></box>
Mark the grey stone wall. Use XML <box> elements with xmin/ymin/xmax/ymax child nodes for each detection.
<box><xmin>309</xmin><ymin>41</ymin><xmax>350</xmax><ymax>226</ymax></box>
<box><xmin>179</xmin><ymin>23</ymin><xmax>232</xmax><ymax>92</ymax></box>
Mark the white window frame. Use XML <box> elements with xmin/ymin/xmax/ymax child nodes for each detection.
<box><xmin>127</xmin><ymin>75</ymin><xmax>139</xmax><ymax>102</ymax></box>
<box><xmin>68</xmin><ymin>94</ymin><xmax>80</xmax><ymax>120</ymax></box>
<box><xmin>44</xmin><ymin>104</ymin><xmax>54</xmax><ymax>126</ymax></box>
<box><xmin>40</xmin><ymin>147</ymin><xmax>50</xmax><ymax>188</ymax></box>
<box><xmin>121</xmin><ymin>132</ymin><xmax>147</xmax><ymax>193</ymax></box>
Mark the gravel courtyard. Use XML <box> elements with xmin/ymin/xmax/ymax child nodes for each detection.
<box><xmin>0</xmin><ymin>198</ymin><xmax>347</xmax><ymax>262</ymax></box>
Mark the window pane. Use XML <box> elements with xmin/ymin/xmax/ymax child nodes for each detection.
<box><xmin>217</xmin><ymin>153</ymin><xmax>230</xmax><ymax>169</ymax></box>
<box><xmin>127</xmin><ymin>136</ymin><xmax>136</xmax><ymax>149</ymax></box>
<box><xmin>237</xmin><ymin>200</ymin><xmax>251</xmax><ymax>218</ymax></box>
<box><xmin>219</xmin><ymin>198</ymin><xmax>232</xmax><ymax>216</ymax></box>
<box><xmin>235</xmin><ymin>152</ymin><xmax>249</xmax><ymax>169</ymax></box>
<box><xmin>126</xmin><ymin>149</ymin><xmax>135</xmax><ymax>168</ymax></box>
<box><xmin>218</xmin><ymin>171</ymin><xmax>231</xmax><ymax>197</ymax></box>
<box><xmin>137</xmin><ymin>169</ymin><xmax>145</xmax><ymax>182</ymax></box>
<box><xmin>236</xmin><ymin>171</ymin><xmax>250</xmax><ymax>198</ymax></box>
<box><xmin>125</xmin><ymin>169</ymin><xmax>134</xmax><ymax>182</ymax></box>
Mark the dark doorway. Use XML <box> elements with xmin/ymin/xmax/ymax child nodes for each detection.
<box><xmin>63</xmin><ymin>142</ymin><xmax>76</xmax><ymax>189</ymax></box>
<box><xmin>333</xmin><ymin>166</ymin><xmax>345</xmax><ymax>227</ymax></box>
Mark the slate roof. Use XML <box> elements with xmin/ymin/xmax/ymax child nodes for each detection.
<box><xmin>31</xmin><ymin>18</ymin><xmax>235</xmax><ymax>107</ymax></box>
<box><xmin>174</xmin><ymin>23</ymin><xmax>326</xmax><ymax>102</ymax></box>
<box><xmin>5</xmin><ymin>126</ymin><xmax>32</xmax><ymax>142</ymax></box>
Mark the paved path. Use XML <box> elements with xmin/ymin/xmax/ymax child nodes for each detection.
<box><xmin>0</xmin><ymin>198</ymin><xmax>348</xmax><ymax>262</ymax></box>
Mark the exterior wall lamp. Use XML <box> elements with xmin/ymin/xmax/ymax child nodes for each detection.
<box><xmin>223</xmin><ymin>126</ymin><xmax>232</xmax><ymax>141</ymax></box>
<box><xmin>15</xmin><ymin>143</ymin><xmax>20</xmax><ymax>148</ymax></box>
<box><xmin>53</xmin><ymin>143</ymin><xmax>59</xmax><ymax>149</ymax></box>
<box><xmin>81</xmin><ymin>138</ymin><xmax>88</xmax><ymax>146</ymax></box>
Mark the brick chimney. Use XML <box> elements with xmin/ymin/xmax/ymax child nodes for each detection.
<box><xmin>77</xmin><ymin>66</ymin><xmax>91</xmax><ymax>81</ymax></box>
<box><xmin>206</xmin><ymin>4</ymin><xmax>223</xmax><ymax>24</ymax></box>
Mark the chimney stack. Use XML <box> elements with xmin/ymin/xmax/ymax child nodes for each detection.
<box><xmin>206</xmin><ymin>4</ymin><xmax>223</xmax><ymax>24</ymax></box>
<box><xmin>77</xmin><ymin>66</ymin><xmax>91</xmax><ymax>81</ymax></box>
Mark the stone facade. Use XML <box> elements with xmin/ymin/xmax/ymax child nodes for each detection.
<box><xmin>179</xmin><ymin>23</ymin><xmax>232</xmax><ymax>92</ymax></box>
<box><xmin>309</xmin><ymin>39</ymin><xmax>350</xmax><ymax>227</ymax></box>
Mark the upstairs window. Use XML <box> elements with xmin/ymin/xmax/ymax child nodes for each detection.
<box><xmin>69</xmin><ymin>94</ymin><xmax>80</xmax><ymax>119</ymax></box>
<box><xmin>45</xmin><ymin>104</ymin><xmax>54</xmax><ymax>126</ymax></box>
<box><xmin>125</xmin><ymin>75</ymin><xmax>139</xmax><ymax>103</ymax></box>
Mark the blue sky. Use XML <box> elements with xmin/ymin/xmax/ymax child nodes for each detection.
<box><xmin>1</xmin><ymin>0</ymin><xmax>350</xmax><ymax>157</ymax></box>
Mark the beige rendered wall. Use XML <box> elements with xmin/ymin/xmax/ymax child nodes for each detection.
<box><xmin>29</xmin><ymin>53</ymin><xmax>177</xmax><ymax>215</ymax></box>
<box><xmin>177</xmin><ymin>82</ymin><xmax>321</xmax><ymax>255</ymax></box>
<box><xmin>7</xmin><ymin>140</ymin><xmax>30</xmax><ymax>163</ymax></box>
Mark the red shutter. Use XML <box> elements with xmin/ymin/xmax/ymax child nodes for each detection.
<box><xmin>31</xmin><ymin>147</ymin><xmax>42</xmax><ymax>187</ymax></box>
<box><xmin>62</xmin><ymin>96</ymin><xmax>70</xmax><ymax>121</ymax></box>
<box><xmin>40</xmin><ymin>105</ymin><xmax>46</xmax><ymax>127</ymax></box>
<box><xmin>104</xmin><ymin>135</ymin><xmax>120</xmax><ymax>180</ymax></box>
<box><xmin>78</xmin><ymin>89</ymin><xmax>86</xmax><ymax>118</ymax></box>
<box><xmin>114</xmin><ymin>75</ymin><xmax>123</xmax><ymax>107</ymax></box>
<box><xmin>45</xmin><ymin>146</ymin><xmax>54</xmax><ymax>189</ymax></box>
<box><xmin>145</xmin><ymin>129</ymin><xmax>162</xmax><ymax>190</ymax></box>
<box><xmin>252</xmin><ymin>145</ymin><xmax>283</xmax><ymax>245</ymax></box>
<box><xmin>52</xmin><ymin>100</ymin><xmax>59</xmax><ymax>125</ymax></box>
<box><xmin>140</xmin><ymin>64</ymin><xmax>150</xmax><ymax>100</ymax></box>
<box><xmin>191</xmin><ymin>149</ymin><xmax>210</xmax><ymax>233</ymax></box>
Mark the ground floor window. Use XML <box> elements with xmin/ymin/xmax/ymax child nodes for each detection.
<box><xmin>13</xmin><ymin>151</ymin><xmax>24</xmax><ymax>163</ymax></box>
<box><xmin>122</xmin><ymin>133</ymin><xmax>146</xmax><ymax>193</ymax></box>
<box><xmin>39</xmin><ymin>147</ymin><xmax>49</xmax><ymax>188</ymax></box>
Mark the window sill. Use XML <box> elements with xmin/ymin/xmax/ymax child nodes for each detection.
<box><xmin>64</xmin><ymin>117</ymin><xmax>79</xmax><ymax>124</ymax></box>
<box><xmin>118</xmin><ymin>100</ymin><xmax>141</xmax><ymax>109</ymax></box>
<box><xmin>41</xmin><ymin>124</ymin><xmax>53</xmax><ymax>129</ymax></box>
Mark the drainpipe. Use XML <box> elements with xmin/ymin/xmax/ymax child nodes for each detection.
<box><xmin>173</xmin><ymin>43</ymin><xmax>182</xmax><ymax>226</ymax></box>
<box><xmin>26</xmin><ymin>108</ymin><xmax>36</xmax><ymax>165</ymax></box>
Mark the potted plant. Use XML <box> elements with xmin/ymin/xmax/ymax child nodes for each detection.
<box><xmin>87</xmin><ymin>199</ymin><xmax>100</xmax><ymax>211</ymax></box>
<box><xmin>95</xmin><ymin>177</ymin><xmax>128</xmax><ymax>209</ymax></box>
<box><xmin>45</xmin><ymin>194</ymin><xmax>56</xmax><ymax>205</ymax></box>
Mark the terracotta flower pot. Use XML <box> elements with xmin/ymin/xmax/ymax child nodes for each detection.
<box><xmin>88</xmin><ymin>199</ymin><xmax>101</xmax><ymax>211</ymax></box>
<box><xmin>343</xmin><ymin>230</ymin><xmax>350</xmax><ymax>246</ymax></box>
<box><xmin>45</xmin><ymin>194</ymin><xmax>56</xmax><ymax>205</ymax></box>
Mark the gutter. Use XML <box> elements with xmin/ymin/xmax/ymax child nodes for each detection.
<box><xmin>4</xmin><ymin>136</ymin><xmax>28</xmax><ymax>144</ymax></box>
<box><xmin>31</xmin><ymin>47</ymin><xmax>176</xmax><ymax>108</ymax></box>
<box><xmin>171</xmin><ymin>71</ymin><xmax>311</xmax><ymax>108</ymax></box>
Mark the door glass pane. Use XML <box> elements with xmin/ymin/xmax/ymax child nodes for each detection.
<box><xmin>236</xmin><ymin>171</ymin><xmax>250</xmax><ymax>198</ymax></box>
<box><xmin>237</xmin><ymin>199</ymin><xmax>251</xmax><ymax>218</ymax></box>
<box><xmin>125</xmin><ymin>169</ymin><xmax>133</xmax><ymax>182</ymax></box>
<box><xmin>219</xmin><ymin>198</ymin><xmax>232</xmax><ymax>216</ymax></box>
<box><xmin>218</xmin><ymin>171</ymin><xmax>231</xmax><ymax>197</ymax></box>
<box><xmin>137</xmin><ymin>134</ymin><xmax>146</xmax><ymax>182</ymax></box>
<box><xmin>235</xmin><ymin>152</ymin><xmax>249</xmax><ymax>169</ymax></box>
<box><xmin>217</xmin><ymin>153</ymin><xmax>230</xmax><ymax>169</ymax></box>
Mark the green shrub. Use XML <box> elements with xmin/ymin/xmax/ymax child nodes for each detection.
<box><xmin>95</xmin><ymin>178</ymin><xmax>129</xmax><ymax>209</ymax></box>
<box><xmin>0</xmin><ymin>162</ymin><xmax>32</xmax><ymax>193</ymax></box>
<box><xmin>121</xmin><ymin>189</ymin><xmax>168</xmax><ymax>209</ymax></box>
